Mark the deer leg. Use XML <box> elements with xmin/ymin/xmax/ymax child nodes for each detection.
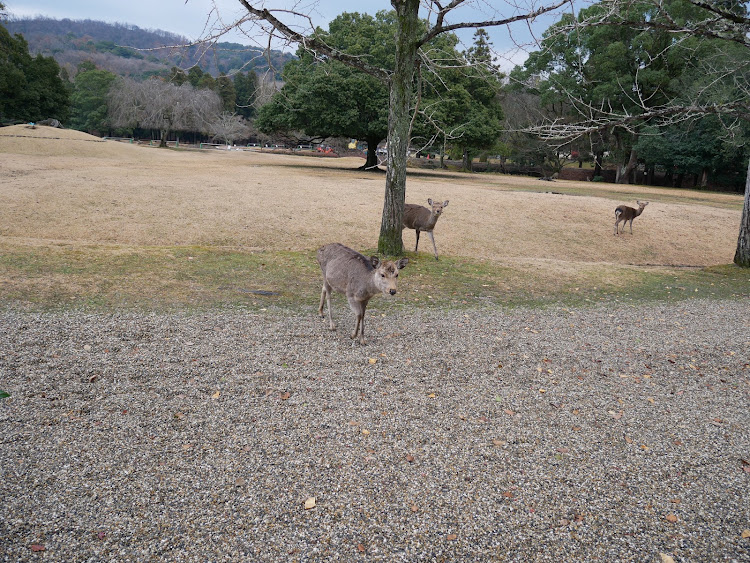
<box><xmin>318</xmin><ymin>284</ymin><xmax>326</xmax><ymax>317</ymax></box>
<box><xmin>427</xmin><ymin>231</ymin><xmax>439</xmax><ymax>260</ymax></box>
<box><xmin>629</xmin><ymin>219</ymin><xmax>634</xmax><ymax>234</ymax></box>
<box><xmin>348</xmin><ymin>298</ymin><xmax>367</xmax><ymax>345</ymax></box>
<box><xmin>414</xmin><ymin>229</ymin><xmax>420</xmax><ymax>252</ymax></box>
<box><xmin>320</xmin><ymin>282</ymin><xmax>336</xmax><ymax>330</ymax></box>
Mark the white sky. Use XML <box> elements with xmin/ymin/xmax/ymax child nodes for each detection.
<box><xmin>4</xmin><ymin>0</ymin><xmax>570</xmax><ymax>70</ymax></box>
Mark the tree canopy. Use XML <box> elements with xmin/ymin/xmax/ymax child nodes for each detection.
<box><xmin>255</xmin><ymin>12</ymin><xmax>394</xmax><ymax>169</ymax></box>
<box><xmin>0</xmin><ymin>23</ymin><xmax>70</xmax><ymax>123</ymax></box>
<box><xmin>69</xmin><ymin>62</ymin><xmax>117</xmax><ymax>134</ymax></box>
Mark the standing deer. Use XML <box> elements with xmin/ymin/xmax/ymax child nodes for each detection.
<box><xmin>402</xmin><ymin>198</ymin><xmax>449</xmax><ymax>260</ymax></box>
<box><xmin>317</xmin><ymin>243</ymin><xmax>408</xmax><ymax>345</ymax></box>
<box><xmin>614</xmin><ymin>200</ymin><xmax>649</xmax><ymax>235</ymax></box>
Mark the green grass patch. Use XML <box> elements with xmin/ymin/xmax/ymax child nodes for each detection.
<box><xmin>1</xmin><ymin>244</ymin><xmax>747</xmax><ymax>313</ymax></box>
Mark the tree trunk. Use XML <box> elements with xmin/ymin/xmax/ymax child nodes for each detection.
<box><xmin>362</xmin><ymin>135</ymin><xmax>382</xmax><ymax>170</ymax></box>
<box><xmin>700</xmin><ymin>168</ymin><xmax>709</xmax><ymax>188</ymax></box>
<box><xmin>462</xmin><ymin>148</ymin><xmax>472</xmax><ymax>172</ymax></box>
<box><xmin>593</xmin><ymin>151</ymin><xmax>603</xmax><ymax>177</ymax></box>
<box><xmin>378</xmin><ymin>0</ymin><xmax>419</xmax><ymax>256</ymax></box>
<box><xmin>617</xmin><ymin>146</ymin><xmax>638</xmax><ymax>184</ymax></box>
<box><xmin>733</xmin><ymin>159</ymin><xmax>750</xmax><ymax>267</ymax></box>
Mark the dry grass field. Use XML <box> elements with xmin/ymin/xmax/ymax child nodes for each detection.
<box><xmin>0</xmin><ymin>124</ymin><xmax>746</xmax><ymax>309</ymax></box>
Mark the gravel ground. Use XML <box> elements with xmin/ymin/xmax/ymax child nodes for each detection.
<box><xmin>1</xmin><ymin>299</ymin><xmax>749</xmax><ymax>562</ymax></box>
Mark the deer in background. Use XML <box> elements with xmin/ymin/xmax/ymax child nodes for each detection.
<box><xmin>317</xmin><ymin>243</ymin><xmax>408</xmax><ymax>345</ymax></box>
<box><xmin>402</xmin><ymin>198</ymin><xmax>449</xmax><ymax>260</ymax></box>
<box><xmin>614</xmin><ymin>200</ymin><xmax>649</xmax><ymax>235</ymax></box>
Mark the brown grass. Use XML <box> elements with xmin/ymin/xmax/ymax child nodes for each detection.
<box><xmin>0</xmin><ymin>124</ymin><xmax>745</xmax><ymax>309</ymax></box>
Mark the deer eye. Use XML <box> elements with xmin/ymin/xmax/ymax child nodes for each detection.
<box><xmin>395</xmin><ymin>273</ymin><xmax>398</xmax><ymax>277</ymax></box>
<box><xmin>380</xmin><ymin>274</ymin><xmax>385</xmax><ymax>278</ymax></box>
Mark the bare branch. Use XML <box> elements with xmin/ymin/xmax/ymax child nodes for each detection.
<box><xmin>420</xmin><ymin>0</ymin><xmax>573</xmax><ymax>45</ymax></box>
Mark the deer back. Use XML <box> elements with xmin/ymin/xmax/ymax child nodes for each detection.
<box><xmin>403</xmin><ymin>204</ymin><xmax>431</xmax><ymax>230</ymax></box>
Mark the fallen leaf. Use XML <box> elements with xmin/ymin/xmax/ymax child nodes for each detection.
<box><xmin>368</xmin><ymin>358</ymin><xmax>377</xmax><ymax>365</ymax></box>
<box><xmin>304</xmin><ymin>497</ymin><xmax>316</xmax><ymax>509</ymax></box>
<box><xmin>361</xmin><ymin>429</ymin><xmax>370</xmax><ymax>436</ymax></box>
<box><xmin>493</xmin><ymin>439</ymin><xmax>506</xmax><ymax>447</ymax></box>
<box><xmin>572</xmin><ymin>409</ymin><xmax>580</xmax><ymax>415</ymax></box>
<box><xmin>556</xmin><ymin>447</ymin><xmax>570</xmax><ymax>453</ymax></box>
<box><xmin>211</xmin><ymin>390</ymin><xmax>220</xmax><ymax>399</ymax></box>
<box><xmin>280</xmin><ymin>391</ymin><xmax>291</xmax><ymax>400</ymax></box>
<box><xmin>405</xmin><ymin>454</ymin><xmax>415</xmax><ymax>463</ymax></box>
<box><xmin>742</xmin><ymin>529</ymin><xmax>750</xmax><ymax>539</ymax></box>
<box><xmin>647</xmin><ymin>397</ymin><xmax>655</xmax><ymax>404</ymax></box>
<box><xmin>446</xmin><ymin>534</ymin><xmax>458</xmax><ymax>541</ymax></box>
<box><xmin>624</xmin><ymin>436</ymin><xmax>633</xmax><ymax>444</ymax></box>
<box><xmin>502</xmin><ymin>491</ymin><xmax>513</xmax><ymax>498</ymax></box>
<box><xmin>427</xmin><ymin>393</ymin><xmax>436</xmax><ymax>398</ymax></box>
<box><xmin>665</xmin><ymin>514</ymin><xmax>678</xmax><ymax>523</ymax></box>
<box><xmin>539</xmin><ymin>388</ymin><xmax>546</xmax><ymax>393</ymax></box>
<box><xmin>670</xmin><ymin>499</ymin><xmax>681</xmax><ymax>504</ymax></box>
<box><xmin>30</xmin><ymin>545</ymin><xmax>45</xmax><ymax>552</ymax></box>
<box><xmin>357</xmin><ymin>543</ymin><xmax>366</xmax><ymax>553</ymax></box>
<box><xmin>660</xmin><ymin>554</ymin><xmax>676</xmax><ymax>563</ymax></box>
<box><xmin>182</xmin><ymin>443</ymin><xmax>193</xmax><ymax>450</ymax></box>
<box><xmin>504</xmin><ymin>409</ymin><xmax>515</xmax><ymax>416</ymax></box>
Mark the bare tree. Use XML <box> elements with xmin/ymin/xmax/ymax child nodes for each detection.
<box><xmin>108</xmin><ymin>78</ymin><xmax>222</xmax><ymax>146</ymax></box>
<box><xmin>199</xmin><ymin>0</ymin><xmax>569</xmax><ymax>255</ymax></box>
<box><xmin>209</xmin><ymin>112</ymin><xmax>251</xmax><ymax>146</ymax></box>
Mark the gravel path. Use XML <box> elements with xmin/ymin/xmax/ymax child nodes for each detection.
<box><xmin>1</xmin><ymin>299</ymin><xmax>749</xmax><ymax>562</ymax></box>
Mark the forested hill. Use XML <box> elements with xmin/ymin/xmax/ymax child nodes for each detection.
<box><xmin>5</xmin><ymin>17</ymin><xmax>294</xmax><ymax>78</ymax></box>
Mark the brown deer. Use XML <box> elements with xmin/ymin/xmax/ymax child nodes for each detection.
<box><xmin>402</xmin><ymin>198</ymin><xmax>449</xmax><ymax>260</ymax></box>
<box><xmin>614</xmin><ymin>200</ymin><xmax>649</xmax><ymax>235</ymax></box>
<box><xmin>317</xmin><ymin>243</ymin><xmax>408</xmax><ymax>345</ymax></box>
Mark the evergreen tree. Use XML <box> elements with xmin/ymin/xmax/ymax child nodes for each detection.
<box><xmin>70</xmin><ymin>62</ymin><xmax>117</xmax><ymax>134</ymax></box>
<box><xmin>0</xmin><ymin>22</ymin><xmax>70</xmax><ymax>123</ymax></box>
<box><xmin>233</xmin><ymin>71</ymin><xmax>258</xmax><ymax>119</ymax></box>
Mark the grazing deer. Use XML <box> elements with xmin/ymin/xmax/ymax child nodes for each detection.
<box><xmin>317</xmin><ymin>243</ymin><xmax>408</xmax><ymax>345</ymax></box>
<box><xmin>614</xmin><ymin>200</ymin><xmax>649</xmax><ymax>235</ymax></box>
<box><xmin>402</xmin><ymin>198</ymin><xmax>449</xmax><ymax>260</ymax></box>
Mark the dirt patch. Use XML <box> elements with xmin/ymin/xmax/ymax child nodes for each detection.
<box><xmin>0</xmin><ymin>124</ymin><xmax>743</xmax><ymax>272</ymax></box>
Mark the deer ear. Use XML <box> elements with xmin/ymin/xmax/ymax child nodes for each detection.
<box><xmin>427</xmin><ymin>198</ymin><xmax>433</xmax><ymax>205</ymax></box>
<box><xmin>443</xmin><ymin>200</ymin><xmax>449</xmax><ymax>207</ymax></box>
<box><xmin>396</xmin><ymin>257</ymin><xmax>409</xmax><ymax>269</ymax></box>
<box><xmin>370</xmin><ymin>256</ymin><xmax>380</xmax><ymax>268</ymax></box>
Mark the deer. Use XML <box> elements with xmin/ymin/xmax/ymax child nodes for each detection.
<box><xmin>402</xmin><ymin>198</ymin><xmax>449</xmax><ymax>260</ymax></box>
<box><xmin>317</xmin><ymin>243</ymin><xmax>408</xmax><ymax>345</ymax></box>
<box><xmin>614</xmin><ymin>200</ymin><xmax>649</xmax><ymax>235</ymax></box>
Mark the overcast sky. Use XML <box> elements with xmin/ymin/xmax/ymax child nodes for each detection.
<box><xmin>4</xmin><ymin>0</ymin><xmax>567</xmax><ymax>70</ymax></box>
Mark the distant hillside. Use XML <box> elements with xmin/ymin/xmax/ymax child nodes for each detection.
<box><xmin>4</xmin><ymin>17</ymin><xmax>295</xmax><ymax>79</ymax></box>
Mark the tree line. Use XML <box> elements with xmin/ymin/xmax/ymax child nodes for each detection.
<box><xmin>1</xmin><ymin>10</ymin><xmax>261</xmax><ymax>146</ymax></box>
